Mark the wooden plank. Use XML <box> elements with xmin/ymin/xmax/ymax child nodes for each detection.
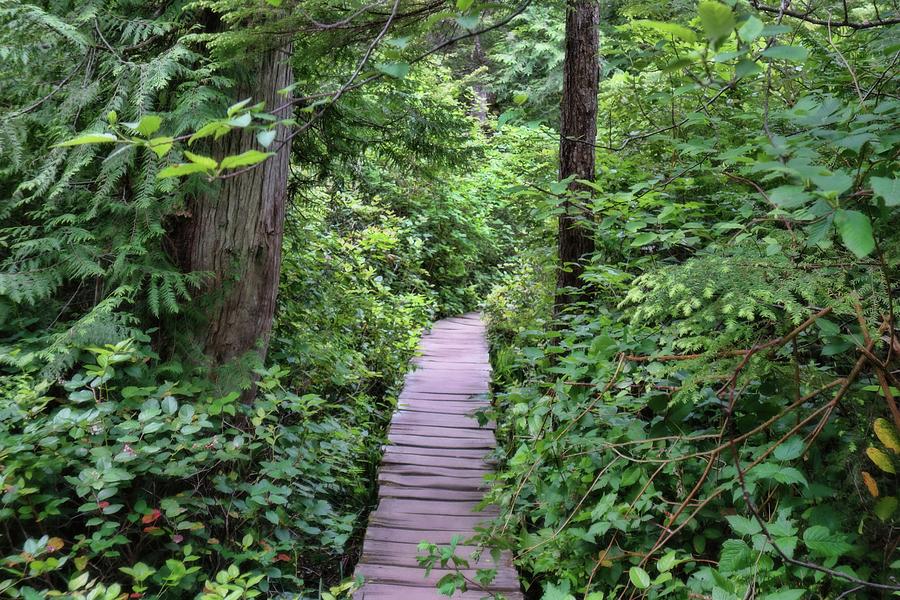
<box><xmin>375</xmin><ymin>498</ymin><xmax>498</xmax><ymax>517</ymax></box>
<box><xmin>355</xmin><ymin>313</ymin><xmax>520</xmax><ymax>599</ymax></box>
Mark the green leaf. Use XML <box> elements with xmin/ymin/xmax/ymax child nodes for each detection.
<box><xmin>632</xmin><ymin>20</ymin><xmax>698</xmax><ymax>42</ymax></box>
<box><xmin>759</xmin><ymin>590</ymin><xmax>805</xmax><ymax>600</ymax></box>
<box><xmin>219</xmin><ymin>150</ymin><xmax>273</xmax><ymax>170</ymax></box>
<box><xmin>735</xmin><ymin>58</ymin><xmax>762</xmax><ymax>79</ymax></box>
<box><xmin>227</xmin><ymin>98</ymin><xmax>252</xmax><ymax>117</ymax></box>
<box><xmin>738</xmin><ymin>16</ymin><xmax>764</xmax><ymax>41</ymax></box>
<box><xmin>768</xmin><ymin>185</ymin><xmax>811</xmax><ymax>209</ymax></box>
<box><xmin>874</xmin><ymin>496</ymin><xmax>898</xmax><ymax>521</ymax></box>
<box><xmin>147</xmin><ymin>136</ymin><xmax>174</xmax><ymax>159</ymax></box>
<box><xmin>834</xmin><ymin>209</ymin><xmax>875</xmax><ymax>258</ymax></box>
<box><xmin>542</xmin><ymin>581</ymin><xmax>575</xmax><ymax>600</ymax></box>
<box><xmin>135</xmin><ymin>115</ymin><xmax>162</xmax><ymax>137</ymax></box>
<box><xmin>803</xmin><ymin>525</ymin><xmax>854</xmax><ymax>558</ymax></box>
<box><xmin>657</xmin><ymin>551</ymin><xmax>678</xmax><ymax>572</ymax></box>
<box><xmin>53</xmin><ymin>133</ymin><xmax>118</xmax><ymax>147</ymax></box>
<box><xmin>810</xmin><ymin>171</ymin><xmax>853</xmax><ymax>196</ymax></box>
<box><xmin>631</xmin><ymin>232</ymin><xmax>658</xmax><ymax>247</ymax></box>
<box><xmin>725</xmin><ymin>515</ymin><xmax>762</xmax><ymax>536</ymax></box>
<box><xmin>257</xmin><ymin>129</ymin><xmax>277</xmax><ymax>148</ymax></box>
<box><xmin>376</xmin><ymin>62</ymin><xmax>410</xmax><ymax>79</ymax></box>
<box><xmin>189</xmin><ymin>121</ymin><xmax>231</xmax><ymax>145</ymax></box>
<box><xmin>456</xmin><ymin>0</ymin><xmax>474</xmax><ymax>9</ymax></box>
<box><xmin>762</xmin><ymin>45</ymin><xmax>809</xmax><ymax>62</ymax></box>
<box><xmin>265</xmin><ymin>0</ymin><xmax>283</xmax><ymax>5</ymax></box>
<box><xmin>628</xmin><ymin>566</ymin><xmax>651</xmax><ymax>589</ymax></box>
<box><xmin>698</xmin><ymin>1</ymin><xmax>735</xmax><ymax>46</ymax></box>
<box><xmin>183</xmin><ymin>151</ymin><xmax>218</xmax><ymax>170</ymax></box>
<box><xmin>773</xmin><ymin>436</ymin><xmax>803</xmax><ymax>461</ymax></box>
<box><xmin>871</xmin><ymin>176</ymin><xmax>900</xmax><ymax>206</ymax></box>
<box><xmin>157</xmin><ymin>163</ymin><xmax>210</xmax><ymax>180</ymax></box>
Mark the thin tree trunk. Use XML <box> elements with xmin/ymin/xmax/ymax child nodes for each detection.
<box><xmin>556</xmin><ymin>0</ymin><xmax>599</xmax><ymax>311</ymax></box>
<box><xmin>180</xmin><ymin>44</ymin><xmax>293</xmax><ymax>384</ymax></box>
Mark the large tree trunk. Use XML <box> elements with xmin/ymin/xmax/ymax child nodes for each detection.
<box><xmin>556</xmin><ymin>0</ymin><xmax>599</xmax><ymax>311</ymax></box>
<box><xmin>181</xmin><ymin>44</ymin><xmax>294</xmax><ymax>376</ymax></box>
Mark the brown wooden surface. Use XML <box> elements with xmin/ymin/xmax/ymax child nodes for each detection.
<box><xmin>353</xmin><ymin>313</ymin><xmax>521</xmax><ymax>599</ymax></box>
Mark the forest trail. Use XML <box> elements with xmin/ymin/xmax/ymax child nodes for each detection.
<box><xmin>354</xmin><ymin>313</ymin><xmax>522</xmax><ymax>599</ymax></box>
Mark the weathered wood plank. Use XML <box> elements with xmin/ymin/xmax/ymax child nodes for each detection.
<box><xmin>354</xmin><ymin>313</ymin><xmax>520</xmax><ymax>599</ymax></box>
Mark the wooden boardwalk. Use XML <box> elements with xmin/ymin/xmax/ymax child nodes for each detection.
<box><xmin>354</xmin><ymin>313</ymin><xmax>522</xmax><ymax>599</ymax></box>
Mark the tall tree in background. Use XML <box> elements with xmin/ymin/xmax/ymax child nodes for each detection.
<box><xmin>556</xmin><ymin>0</ymin><xmax>599</xmax><ymax>310</ymax></box>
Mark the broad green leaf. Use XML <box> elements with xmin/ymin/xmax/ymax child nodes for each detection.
<box><xmin>871</xmin><ymin>176</ymin><xmax>900</xmax><ymax>206</ymax></box>
<box><xmin>773</xmin><ymin>436</ymin><xmax>804</xmax><ymax>461</ymax></box>
<box><xmin>738</xmin><ymin>16</ymin><xmax>764</xmax><ymax>41</ymax></box>
<box><xmin>135</xmin><ymin>115</ymin><xmax>162</xmax><ymax>136</ymax></box>
<box><xmin>183</xmin><ymin>151</ymin><xmax>217</xmax><ymax>169</ymax></box>
<box><xmin>718</xmin><ymin>539</ymin><xmax>751</xmax><ymax>572</ymax></box>
<box><xmin>219</xmin><ymin>150</ymin><xmax>273</xmax><ymax>170</ymax></box>
<box><xmin>803</xmin><ymin>525</ymin><xmax>854</xmax><ymax>558</ymax></box>
<box><xmin>657</xmin><ymin>551</ymin><xmax>678</xmax><ymax>572</ymax></box>
<box><xmin>768</xmin><ymin>185</ymin><xmax>811</xmax><ymax>209</ymax></box>
<box><xmin>725</xmin><ymin>515</ymin><xmax>762</xmax><ymax>536</ymax></box>
<box><xmin>631</xmin><ymin>232</ymin><xmax>658</xmax><ymax>247</ymax></box>
<box><xmin>628</xmin><ymin>566</ymin><xmax>651</xmax><ymax>589</ymax></box>
<box><xmin>265</xmin><ymin>0</ymin><xmax>283</xmax><ymax>5</ymax></box>
<box><xmin>189</xmin><ymin>121</ymin><xmax>231</xmax><ymax>145</ymax></box>
<box><xmin>762</xmin><ymin>45</ymin><xmax>809</xmax><ymax>62</ymax></box>
<box><xmin>376</xmin><ymin>62</ymin><xmax>410</xmax><ymax>79</ymax></box>
<box><xmin>456</xmin><ymin>0</ymin><xmax>474</xmax><ymax>9</ymax></box>
<box><xmin>54</xmin><ymin>133</ymin><xmax>118</xmax><ymax>147</ymax></box>
<box><xmin>698</xmin><ymin>1</ymin><xmax>735</xmax><ymax>46</ymax></box>
<box><xmin>874</xmin><ymin>496</ymin><xmax>898</xmax><ymax>521</ymax></box>
<box><xmin>157</xmin><ymin>163</ymin><xmax>210</xmax><ymax>179</ymax></box>
<box><xmin>542</xmin><ymin>580</ymin><xmax>575</xmax><ymax>600</ymax></box>
<box><xmin>147</xmin><ymin>136</ymin><xmax>173</xmax><ymax>158</ymax></box>
<box><xmin>867</xmin><ymin>446</ymin><xmax>896</xmax><ymax>473</ymax></box>
<box><xmin>834</xmin><ymin>209</ymin><xmax>875</xmax><ymax>258</ymax></box>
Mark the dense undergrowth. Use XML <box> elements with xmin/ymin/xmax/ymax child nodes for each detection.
<box><xmin>470</xmin><ymin>3</ymin><xmax>900</xmax><ymax>599</ymax></box>
<box><xmin>3</xmin><ymin>0</ymin><xmax>900</xmax><ymax>599</ymax></box>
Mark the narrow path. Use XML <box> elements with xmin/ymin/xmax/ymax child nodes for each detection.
<box><xmin>354</xmin><ymin>313</ymin><xmax>522</xmax><ymax>599</ymax></box>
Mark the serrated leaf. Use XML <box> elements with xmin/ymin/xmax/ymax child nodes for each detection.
<box><xmin>773</xmin><ymin>436</ymin><xmax>803</xmax><ymax>461</ymax></box>
<box><xmin>725</xmin><ymin>515</ymin><xmax>762</xmax><ymax>536</ymax></box>
<box><xmin>157</xmin><ymin>163</ymin><xmax>210</xmax><ymax>180</ymax></box>
<box><xmin>698</xmin><ymin>1</ymin><xmax>735</xmax><ymax>46</ymax></box>
<box><xmin>762</xmin><ymin>45</ymin><xmax>809</xmax><ymax>62</ymax></box>
<box><xmin>219</xmin><ymin>150</ymin><xmax>273</xmax><ymax>170</ymax></box>
<box><xmin>54</xmin><ymin>133</ymin><xmax>118</xmax><ymax>147</ymax></box>
<box><xmin>867</xmin><ymin>446</ymin><xmax>896</xmax><ymax>473</ymax></box>
<box><xmin>871</xmin><ymin>176</ymin><xmax>899</xmax><ymax>206</ymax></box>
<box><xmin>135</xmin><ymin>115</ymin><xmax>162</xmax><ymax>136</ymax></box>
<box><xmin>183</xmin><ymin>151</ymin><xmax>218</xmax><ymax>169</ymax></box>
<box><xmin>803</xmin><ymin>525</ymin><xmax>854</xmax><ymax>558</ymax></box>
<box><xmin>147</xmin><ymin>136</ymin><xmax>174</xmax><ymax>158</ymax></box>
<box><xmin>628</xmin><ymin>566</ymin><xmax>651</xmax><ymax>589</ymax></box>
<box><xmin>874</xmin><ymin>496</ymin><xmax>898</xmax><ymax>521</ymax></box>
<box><xmin>834</xmin><ymin>209</ymin><xmax>875</xmax><ymax>258</ymax></box>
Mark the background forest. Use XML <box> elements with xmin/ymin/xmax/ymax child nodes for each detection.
<box><xmin>0</xmin><ymin>0</ymin><xmax>898</xmax><ymax>599</ymax></box>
